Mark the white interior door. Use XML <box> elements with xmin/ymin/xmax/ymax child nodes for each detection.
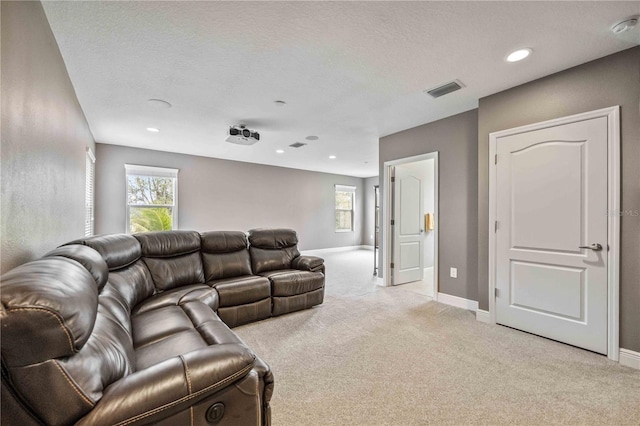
<box><xmin>392</xmin><ymin>165</ymin><xmax>424</xmax><ymax>285</ymax></box>
<box><xmin>495</xmin><ymin>117</ymin><xmax>609</xmax><ymax>354</ymax></box>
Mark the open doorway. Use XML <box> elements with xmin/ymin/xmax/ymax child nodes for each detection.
<box><xmin>383</xmin><ymin>152</ymin><xmax>438</xmax><ymax>297</ymax></box>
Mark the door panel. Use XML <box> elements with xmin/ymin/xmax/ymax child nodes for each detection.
<box><xmin>510</xmin><ymin>261</ymin><xmax>584</xmax><ymax>320</ymax></box>
<box><xmin>393</xmin><ymin>166</ymin><xmax>424</xmax><ymax>285</ymax></box>
<box><xmin>511</xmin><ymin>142</ymin><xmax>584</xmax><ymax>252</ymax></box>
<box><xmin>496</xmin><ymin>117</ymin><xmax>608</xmax><ymax>354</ymax></box>
<box><xmin>400</xmin><ymin>242</ymin><xmax>420</xmax><ymax>270</ymax></box>
<box><xmin>400</xmin><ymin>177</ymin><xmax>421</xmax><ymax>235</ymax></box>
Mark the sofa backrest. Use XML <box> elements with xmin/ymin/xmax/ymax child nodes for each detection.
<box><xmin>201</xmin><ymin>231</ymin><xmax>252</xmax><ymax>281</ymax></box>
<box><xmin>248</xmin><ymin>228</ymin><xmax>300</xmax><ymax>274</ymax></box>
<box><xmin>0</xmin><ymin>245</ymin><xmax>136</xmax><ymax>425</ymax></box>
<box><xmin>68</xmin><ymin>234</ymin><xmax>155</xmax><ymax>312</ymax></box>
<box><xmin>134</xmin><ymin>230</ymin><xmax>205</xmax><ymax>291</ymax></box>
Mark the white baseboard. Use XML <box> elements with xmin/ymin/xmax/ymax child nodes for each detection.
<box><xmin>619</xmin><ymin>348</ymin><xmax>640</xmax><ymax>370</ymax></box>
<box><xmin>302</xmin><ymin>245</ymin><xmax>372</xmax><ymax>255</ymax></box>
<box><xmin>437</xmin><ymin>292</ymin><xmax>479</xmax><ymax>311</ymax></box>
<box><xmin>475</xmin><ymin>309</ymin><xmax>491</xmax><ymax>324</ymax></box>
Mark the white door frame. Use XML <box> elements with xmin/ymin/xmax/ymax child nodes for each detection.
<box><xmin>488</xmin><ymin>106</ymin><xmax>620</xmax><ymax>361</ymax></box>
<box><xmin>383</xmin><ymin>152</ymin><xmax>439</xmax><ymax>295</ymax></box>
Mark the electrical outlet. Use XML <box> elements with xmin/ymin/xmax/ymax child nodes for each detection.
<box><xmin>450</xmin><ymin>267</ymin><xmax>458</xmax><ymax>278</ymax></box>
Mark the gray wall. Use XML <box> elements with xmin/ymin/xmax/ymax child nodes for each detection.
<box><xmin>362</xmin><ymin>176</ymin><xmax>379</xmax><ymax>247</ymax></box>
<box><xmin>379</xmin><ymin>110</ymin><xmax>478</xmax><ymax>299</ymax></box>
<box><xmin>1</xmin><ymin>1</ymin><xmax>95</xmax><ymax>273</ymax></box>
<box><xmin>95</xmin><ymin>144</ymin><xmax>366</xmax><ymax>250</ymax></box>
<box><xmin>477</xmin><ymin>47</ymin><xmax>640</xmax><ymax>351</ymax></box>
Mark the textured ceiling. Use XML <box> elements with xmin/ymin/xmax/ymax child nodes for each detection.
<box><xmin>42</xmin><ymin>1</ymin><xmax>639</xmax><ymax>178</ymax></box>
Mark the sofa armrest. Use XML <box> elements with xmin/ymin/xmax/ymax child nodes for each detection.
<box><xmin>76</xmin><ymin>344</ymin><xmax>255</xmax><ymax>426</ymax></box>
<box><xmin>292</xmin><ymin>255</ymin><xmax>324</xmax><ymax>272</ymax></box>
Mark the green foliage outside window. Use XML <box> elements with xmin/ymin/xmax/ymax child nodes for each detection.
<box><xmin>130</xmin><ymin>207</ymin><xmax>173</xmax><ymax>233</ymax></box>
<box><xmin>127</xmin><ymin>175</ymin><xmax>176</xmax><ymax>233</ymax></box>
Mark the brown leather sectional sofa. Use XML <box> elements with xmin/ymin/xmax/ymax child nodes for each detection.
<box><xmin>0</xmin><ymin>228</ymin><xmax>325</xmax><ymax>426</ymax></box>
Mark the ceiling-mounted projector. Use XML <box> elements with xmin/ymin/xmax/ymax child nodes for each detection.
<box><xmin>225</xmin><ymin>125</ymin><xmax>260</xmax><ymax>146</ymax></box>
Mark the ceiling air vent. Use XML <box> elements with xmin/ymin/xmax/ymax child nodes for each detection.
<box><xmin>425</xmin><ymin>80</ymin><xmax>464</xmax><ymax>98</ymax></box>
<box><xmin>289</xmin><ymin>142</ymin><xmax>307</xmax><ymax>148</ymax></box>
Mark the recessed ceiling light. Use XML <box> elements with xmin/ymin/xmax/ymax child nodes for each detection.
<box><xmin>612</xmin><ymin>17</ymin><xmax>638</xmax><ymax>34</ymax></box>
<box><xmin>305</xmin><ymin>135</ymin><xmax>319</xmax><ymax>141</ymax></box>
<box><xmin>276</xmin><ymin>149</ymin><xmax>284</xmax><ymax>154</ymax></box>
<box><xmin>274</xmin><ymin>100</ymin><xmax>286</xmax><ymax>106</ymax></box>
<box><xmin>146</xmin><ymin>127</ymin><xmax>160</xmax><ymax>133</ymax></box>
<box><xmin>329</xmin><ymin>155</ymin><xmax>336</xmax><ymax>159</ymax></box>
<box><xmin>147</xmin><ymin>99</ymin><xmax>172</xmax><ymax>109</ymax></box>
<box><xmin>506</xmin><ymin>48</ymin><xmax>532</xmax><ymax>63</ymax></box>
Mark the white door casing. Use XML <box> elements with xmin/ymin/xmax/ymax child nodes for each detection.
<box><xmin>488</xmin><ymin>106</ymin><xmax>620</xmax><ymax>359</ymax></box>
<box><xmin>383</xmin><ymin>152</ymin><xmax>439</xmax><ymax>291</ymax></box>
<box><xmin>392</xmin><ymin>165</ymin><xmax>424</xmax><ymax>285</ymax></box>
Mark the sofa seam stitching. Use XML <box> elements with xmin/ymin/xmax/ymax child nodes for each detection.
<box><xmin>180</xmin><ymin>355</ymin><xmax>194</xmax><ymax>426</ymax></box>
<box><xmin>115</xmin><ymin>362</ymin><xmax>254</xmax><ymax>426</ymax></box>
<box><xmin>11</xmin><ymin>307</ymin><xmax>75</xmax><ymax>353</ymax></box>
<box><xmin>52</xmin><ymin>360</ymin><xmax>95</xmax><ymax>407</ymax></box>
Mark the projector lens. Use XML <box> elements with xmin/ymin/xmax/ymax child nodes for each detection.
<box><xmin>242</xmin><ymin>129</ymin><xmax>251</xmax><ymax>137</ymax></box>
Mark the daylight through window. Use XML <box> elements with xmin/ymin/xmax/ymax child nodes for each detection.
<box><xmin>335</xmin><ymin>185</ymin><xmax>355</xmax><ymax>232</ymax></box>
<box><xmin>125</xmin><ymin>165</ymin><xmax>179</xmax><ymax>233</ymax></box>
<box><xmin>85</xmin><ymin>148</ymin><xmax>96</xmax><ymax>237</ymax></box>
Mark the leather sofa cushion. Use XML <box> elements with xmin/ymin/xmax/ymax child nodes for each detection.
<box><xmin>67</xmin><ymin>234</ymin><xmax>141</xmax><ymax>271</ymax></box>
<box><xmin>132</xmin><ymin>301</ymin><xmax>247</xmax><ymax>370</ymax></box>
<box><xmin>201</xmin><ymin>231</ymin><xmax>248</xmax><ymax>253</ymax></box>
<box><xmin>208</xmin><ymin>275</ymin><xmax>271</xmax><ymax>307</ymax></box>
<box><xmin>61</xmin><ymin>235</ymin><xmax>156</xmax><ymax>315</ymax></box>
<box><xmin>132</xmin><ymin>284</ymin><xmax>219</xmax><ymax>315</ymax></box>
<box><xmin>2</xmin><ymin>260</ymin><xmax>138</xmax><ymax>425</ymax></box>
<box><xmin>248</xmin><ymin>228</ymin><xmax>298</xmax><ymax>249</ymax></box>
<box><xmin>0</xmin><ymin>257</ymin><xmax>98</xmax><ymax>366</ymax></box>
<box><xmin>258</xmin><ymin>269</ymin><xmax>300</xmax><ymax>279</ymax></box>
<box><xmin>292</xmin><ymin>255</ymin><xmax>324</xmax><ymax>272</ymax></box>
<box><xmin>263</xmin><ymin>270</ymin><xmax>324</xmax><ymax>297</ymax></box>
<box><xmin>248</xmin><ymin>228</ymin><xmax>301</xmax><ymax>274</ymax></box>
<box><xmin>106</xmin><ymin>260</ymin><xmax>156</xmax><ymax>315</ymax></box>
<box><xmin>202</xmin><ymin>250</ymin><xmax>253</xmax><ymax>281</ymax></box>
<box><xmin>45</xmin><ymin>245</ymin><xmax>109</xmax><ymax>291</ymax></box>
<box><xmin>135</xmin><ymin>231</ymin><xmax>205</xmax><ymax>291</ymax></box>
<box><xmin>201</xmin><ymin>231</ymin><xmax>251</xmax><ymax>280</ymax></box>
<box><xmin>52</xmin><ymin>296</ymin><xmax>135</xmax><ymax>399</ymax></box>
<box><xmin>142</xmin><ymin>252</ymin><xmax>205</xmax><ymax>291</ymax></box>
<box><xmin>249</xmin><ymin>246</ymin><xmax>300</xmax><ymax>274</ymax></box>
<box><xmin>134</xmin><ymin>230</ymin><xmax>201</xmax><ymax>257</ymax></box>
<box><xmin>75</xmin><ymin>344</ymin><xmax>256</xmax><ymax>426</ymax></box>
<box><xmin>218</xmin><ymin>299</ymin><xmax>271</xmax><ymax>328</ymax></box>
<box><xmin>273</xmin><ymin>288</ymin><xmax>324</xmax><ymax>317</ymax></box>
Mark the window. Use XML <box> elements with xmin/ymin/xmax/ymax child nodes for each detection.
<box><xmin>85</xmin><ymin>148</ymin><xmax>96</xmax><ymax>237</ymax></box>
<box><xmin>125</xmin><ymin>165</ymin><xmax>179</xmax><ymax>233</ymax></box>
<box><xmin>335</xmin><ymin>185</ymin><xmax>355</xmax><ymax>232</ymax></box>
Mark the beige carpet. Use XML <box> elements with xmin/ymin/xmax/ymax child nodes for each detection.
<box><xmin>234</xmin><ymin>249</ymin><xmax>640</xmax><ymax>425</ymax></box>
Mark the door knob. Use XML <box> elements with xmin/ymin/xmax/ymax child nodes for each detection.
<box><xmin>579</xmin><ymin>243</ymin><xmax>603</xmax><ymax>251</ymax></box>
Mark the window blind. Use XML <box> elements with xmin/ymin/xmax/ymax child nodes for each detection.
<box><xmin>85</xmin><ymin>148</ymin><xmax>96</xmax><ymax>237</ymax></box>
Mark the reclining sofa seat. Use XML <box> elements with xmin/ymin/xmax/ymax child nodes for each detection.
<box><xmin>201</xmin><ymin>231</ymin><xmax>272</xmax><ymax>328</ymax></box>
<box><xmin>248</xmin><ymin>228</ymin><xmax>325</xmax><ymax>316</ymax></box>
<box><xmin>0</xmin><ymin>233</ymin><xmax>273</xmax><ymax>426</ymax></box>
